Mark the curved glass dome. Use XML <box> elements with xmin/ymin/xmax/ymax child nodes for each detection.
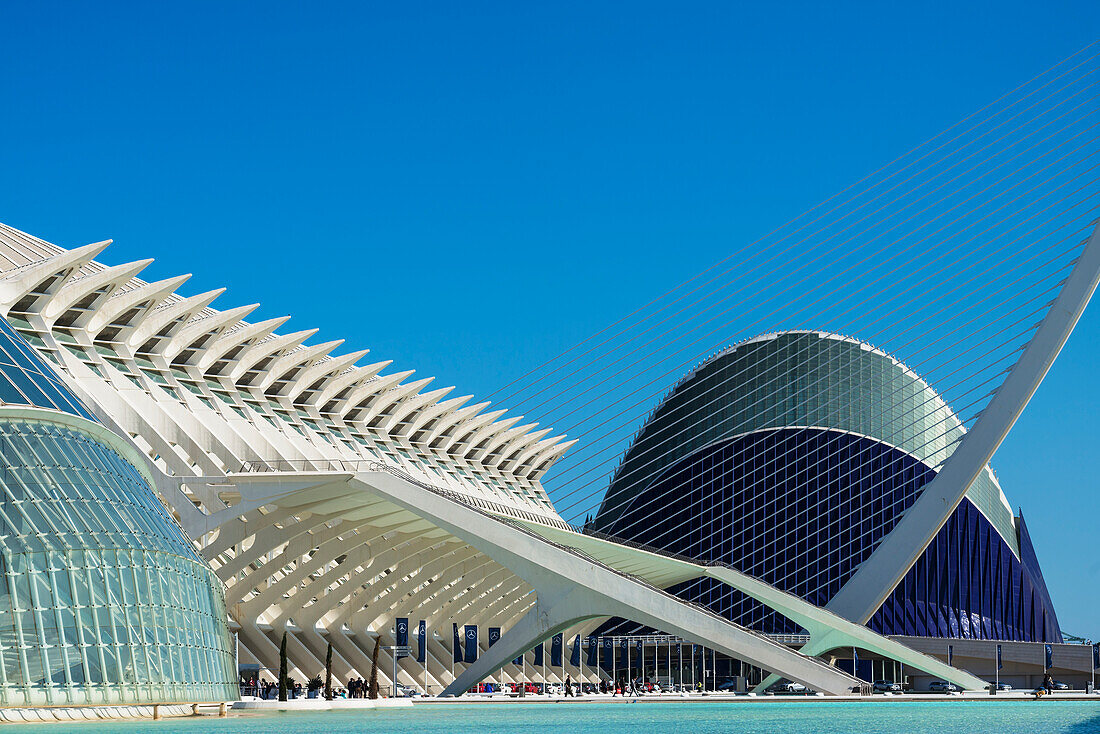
<box><xmin>0</xmin><ymin>317</ymin><xmax>237</xmax><ymax>706</ymax></box>
<box><xmin>0</xmin><ymin>316</ymin><xmax>93</xmax><ymax>420</ymax></box>
<box><xmin>591</xmin><ymin>331</ymin><xmax>1061</xmax><ymax>643</ymax></box>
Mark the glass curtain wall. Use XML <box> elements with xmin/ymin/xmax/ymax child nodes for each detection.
<box><xmin>0</xmin><ymin>419</ymin><xmax>237</xmax><ymax>706</ymax></box>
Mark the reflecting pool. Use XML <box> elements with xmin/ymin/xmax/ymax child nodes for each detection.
<box><xmin>13</xmin><ymin>701</ymin><xmax>1100</xmax><ymax>734</ymax></box>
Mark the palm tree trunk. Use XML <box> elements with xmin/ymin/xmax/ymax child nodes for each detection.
<box><xmin>278</xmin><ymin>632</ymin><xmax>289</xmax><ymax>702</ymax></box>
<box><xmin>369</xmin><ymin>638</ymin><xmax>381</xmax><ymax>699</ymax></box>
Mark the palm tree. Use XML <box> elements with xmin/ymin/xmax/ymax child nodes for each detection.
<box><xmin>278</xmin><ymin>632</ymin><xmax>289</xmax><ymax>702</ymax></box>
<box><xmin>324</xmin><ymin>642</ymin><xmax>333</xmax><ymax>701</ymax></box>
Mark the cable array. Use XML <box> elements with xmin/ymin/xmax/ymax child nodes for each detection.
<box><xmin>485</xmin><ymin>45</ymin><xmax>1099</xmax><ymax>546</ymax></box>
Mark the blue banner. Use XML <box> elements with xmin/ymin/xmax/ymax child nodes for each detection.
<box><xmin>586</xmin><ymin>636</ymin><xmax>598</xmax><ymax>667</ymax></box>
<box><xmin>551</xmin><ymin>633</ymin><xmax>563</xmax><ymax>667</ymax></box>
<box><xmin>1093</xmin><ymin>642</ymin><xmax>1099</xmax><ymax>671</ymax></box>
<box><xmin>533</xmin><ymin>642</ymin><xmax>544</xmax><ymax>667</ymax></box>
<box><xmin>570</xmin><ymin>635</ymin><xmax>581</xmax><ymax>667</ymax></box>
<box><xmin>396</xmin><ymin>618</ymin><xmax>409</xmax><ymax>659</ymax></box>
<box><xmin>853</xmin><ymin>648</ymin><xmax>859</xmax><ymax>667</ymax></box>
<box><xmin>635</xmin><ymin>639</ymin><xmax>643</xmax><ymax>671</ymax></box>
<box><xmin>464</xmin><ymin>625</ymin><xmax>478</xmax><ymax>663</ymax></box>
<box><xmin>416</xmin><ymin>620</ymin><xmax>426</xmax><ymax>664</ymax></box>
<box><xmin>997</xmin><ymin>644</ymin><xmax>1003</xmax><ymax>671</ymax></box>
<box><xmin>453</xmin><ymin>623</ymin><xmax>461</xmax><ymax>663</ymax></box>
<box><xmin>513</xmin><ymin>652</ymin><xmax>523</xmax><ymax>666</ymax></box>
<box><xmin>603</xmin><ymin>638</ymin><xmax>614</xmax><ymax>669</ymax></box>
<box><xmin>618</xmin><ymin>638</ymin><xmax>628</xmax><ymax>669</ymax></box>
<box><xmin>488</xmin><ymin>627</ymin><xmax>501</xmax><ymax>647</ymax></box>
<box><xmin>1045</xmin><ymin>644</ymin><xmax>1053</xmax><ymax>670</ymax></box>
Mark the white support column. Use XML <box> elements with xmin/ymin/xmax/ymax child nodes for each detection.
<box><xmin>827</xmin><ymin>220</ymin><xmax>1100</xmax><ymax>625</ymax></box>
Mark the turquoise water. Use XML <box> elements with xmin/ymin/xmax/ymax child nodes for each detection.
<box><xmin>16</xmin><ymin>702</ymin><xmax>1100</xmax><ymax>733</ymax></box>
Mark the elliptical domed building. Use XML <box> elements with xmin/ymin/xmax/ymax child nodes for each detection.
<box><xmin>591</xmin><ymin>331</ymin><xmax>1060</xmax><ymax>643</ymax></box>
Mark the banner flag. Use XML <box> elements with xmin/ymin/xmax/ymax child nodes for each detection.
<box><xmin>1045</xmin><ymin>644</ymin><xmax>1053</xmax><ymax>670</ymax></box>
<box><xmin>997</xmin><ymin>644</ymin><xmax>1003</xmax><ymax>670</ymax></box>
<box><xmin>635</xmin><ymin>639</ymin><xmax>644</xmax><ymax>671</ymax></box>
<box><xmin>570</xmin><ymin>635</ymin><xmax>581</xmax><ymax>667</ymax></box>
<box><xmin>1093</xmin><ymin>642</ymin><xmax>1099</xmax><ymax>670</ymax></box>
<box><xmin>853</xmin><ymin>648</ymin><xmax>859</xmax><ymax>668</ymax></box>
<box><xmin>488</xmin><ymin>627</ymin><xmax>501</xmax><ymax>647</ymax></box>
<box><xmin>396</xmin><ymin>618</ymin><xmax>409</xmax><ymax>659</ymax></box>
<box><xmin>947</xmin><ymin>644</ymin><xmax>953</xmax><ymax>668</ymax></box>
<box><xmin>586</xmin><ymin>636</ymin><xmax>598</xmax><ymax>667</ymax></box>
<box><xmin>513</xmin><ymin>652</ymin><xmax>523</xmax><ymax>666</ymax></box>
<box><xmin>551</xmin><ymin>633</ymin><xmax>564</xmax><ymax>667</ymax></box>
<box><xmin>464</xmin><ymin>625</ymin><xmax>478</xmax><ymax>663</ymax></box>
<box><xmin>603</xmin><ymin>638</ymin><xmax>614</xmax><ymax>670</ymax></box>
<box><xmin>453</xmin><ymin>623</ymin><xmax>462</xmax><ymax>663</ymax></box>
<box><xmin>618</xmin><ymin>638</ymin><xmax>628</xmax><ymax>669</ymax></box>
<box><xmin>416</xmin><ymin>620</ymin><xmax>426</xmax><ymax>663</ymax></box>
<box><xmin>533</xmin><ymin>642</ymin><xmax>544</xmax><ymax>667</ymax></box>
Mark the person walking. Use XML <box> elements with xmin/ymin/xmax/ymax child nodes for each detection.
<box><xmin>564</xmin><ymin>674</ymin><xmax>574</xmax><ymax>697</ymax></box>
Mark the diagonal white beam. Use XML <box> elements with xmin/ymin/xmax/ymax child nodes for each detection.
<box><xmin>827</xmin><ymin>220</ymin><xmax>1100</xmax><ymax>624</ymax></box>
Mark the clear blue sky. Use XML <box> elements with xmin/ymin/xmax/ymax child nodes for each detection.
<box><xmin>2</xmin><ymin>3</ymin><xmax>1098</xmax><ymax>638</ymax></box>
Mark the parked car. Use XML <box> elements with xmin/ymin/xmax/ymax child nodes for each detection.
<box><xmin>766</xmin><ymin>681</ymin><xmax>807</xmax><ymax>694</ymax></box>
<box><xmin>928</xmin><ymin>681</ymin><xmax>959</xmax><ymax>692</ymax></box>
<box><xmin>873</xmin><ymin>680</ymin><xmax>901</xmax><ymax>693</ymax></box>
<box><xmin>394</xmin><ymin>683</ymin><xmax>421</xmax><ymax>697</ymax></box>
<box><xmin>1051</xmin><ymin>680</ymin><xmax>1070</xmax><ymax>690</ymax></box>
<box><xmin>987</xmin><ymin>681</ymin><xmax>1012</xmax><ymax>691</ymax></box>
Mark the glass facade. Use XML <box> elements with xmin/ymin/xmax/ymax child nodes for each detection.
<box><xmin>0</xmin><ymin>316</ymin><xmax>94</xmax><ymax>420</ymax></box>
<box><xmin>0</xmin><ymin>317</ymin><xmax>237</xmax><ymax>706</ymax></box>
<box><xmin>590</xmin><ymin>331</ymin><xmax>1061</xmax><ymax>643</ymax></box>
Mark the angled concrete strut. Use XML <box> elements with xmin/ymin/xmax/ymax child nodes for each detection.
<box><xmin>352</xmin><ymin>471</ymin><xmax>863</xmax><ymax>696</ymax></box>
<box><xmin>520</xmin><ymin>522</ymin><xmax>986</xmax><ymax>690</ymax></box>
<box><xmin>827</xmin><ymin>220</ymin><xmax>1100</xmax><ymax>625</ymax></box>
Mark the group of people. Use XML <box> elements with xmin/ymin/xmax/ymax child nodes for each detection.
<box><xmin>346</xmin><ymin>677</ymin><xmax>373</xmax><ymax>698</ymax></box>
<box><xmin>239</xmin><ymin>675</ymin><xmax>306</xmax><ymax>700</ymax></box>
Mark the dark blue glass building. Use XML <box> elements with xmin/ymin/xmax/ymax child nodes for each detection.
<box><xmin>589</xmin><ymin>331</ymin><xmax>1060</xmax><ymax>643</ymax></box>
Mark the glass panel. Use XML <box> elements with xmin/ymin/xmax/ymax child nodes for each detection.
<box><xmin>0</xmin><ymin>417</ymin><xmax>236</xmax><ymax>703</ymax></box>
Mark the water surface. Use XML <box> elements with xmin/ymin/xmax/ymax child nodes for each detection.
<box><xmin>17</xmin><ymin>701</ymin><xmax>1100</xmax><ymax>734</ymax></box>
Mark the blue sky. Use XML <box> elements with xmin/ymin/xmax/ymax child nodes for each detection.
<box><xmin>2</xmin><ymin>3</ymin><xmax>1099</xmax><ymax>637</ymax></box>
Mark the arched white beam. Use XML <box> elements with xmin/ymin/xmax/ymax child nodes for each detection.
<box><xmin>128</xmin><ymin>288</ymin><xmax>224</xmax><ymax>351</ymax></box>
<box><xmin>87</xmin><ymin>274</ymin><xmax>191</xmax><ymax>335</ymax></box>
<box><xmin>193</xmin><ymin>314</ymin><xmax>287</xmax><ymax>370</ymax></box>
<box><xmin>310</xmin><ymin>359</ymin><xmax>391</xmax><ymax>408</ymax></box>
<box><xmin>358</xmin><ymin>377</ymin><xmax>434</xmax><ymax>425</ymax></box>
<box><xmin>400</xmin><ymin>395</ymin><xmax>472</xmax><ymax>439</ymax></box>
<box><xmin>256</xmin><ymin>339</ymin><xmax>344</xmax><ymax>391</ymax></box>
<box><xmin>285</xmin><ymin>349</ymin><xmax>369</xmax><ymax>401</ymax></box>
<box><xmin>423</xmin><ymin>401</ymin><xmax>490</xmax><ymax>446</ymax></box>
<box><xmin>334</xmin><ymin>370</ymin><xmax>413</xmax><ymax>418</ymax></box>
<box><xmin>229</xmin><ymin>329</ymin><xmax>319</xmax><ymax>381</ymax></box>
<box><xmin>166</xmin><ymin>303</ymin><xmax>262</xmax><ymax>363</ymax></box>
<box><xmin>41</xmin><ymin>259</ymin><xmax>153</xmax><ymax>325</ymax></box>
<box><xmin>0</xmin><ymin>240</ymin><xmax>110</xmax><ymax>312</ymax></box>
<box><xmin>443</xmin><ymin>409</ymin><xmax>507</xmax><ymax>454</ymax></box>
<box><xmin>382</xmin><ymin>386</ymin><xmax>454</xmax><ymax>432</ymax></box>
